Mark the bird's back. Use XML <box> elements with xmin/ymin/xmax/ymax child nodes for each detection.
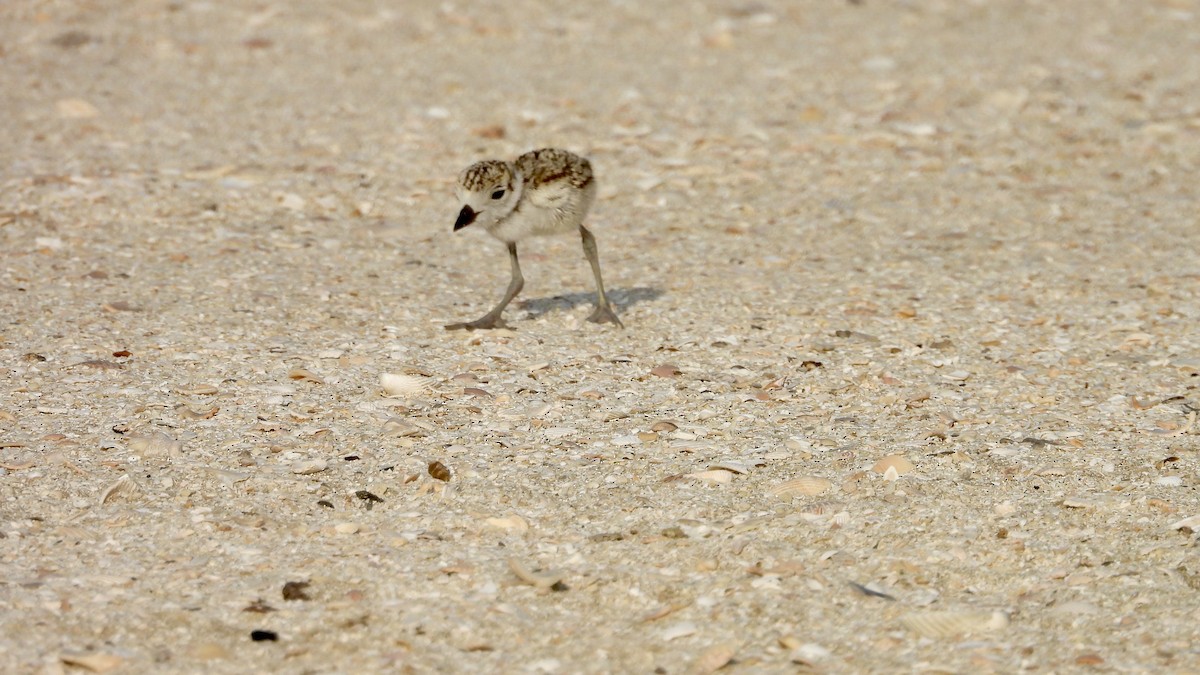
<box><xmin>493</xmin><ymin>148</ymin><xmax>597</xmax><ymax>241</ymax></box>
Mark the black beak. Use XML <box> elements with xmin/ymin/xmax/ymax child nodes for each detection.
<box><xmin>454</xmin><ymin>205</ymin><xmax>477</xmax><ymax>231</ymax></box>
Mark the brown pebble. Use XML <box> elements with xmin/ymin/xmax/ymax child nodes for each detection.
<box><xmin>428</xmin><ymin>461</ymin><xmax>452</xmax><ymax>481</ymax></box>
<box><xmin>282</xmin><ymin>580</ymin><xmax>311</xmax><ymax>601</ymax></box>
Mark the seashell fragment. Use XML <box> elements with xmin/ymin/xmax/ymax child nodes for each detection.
<box><xmin>1146</xmin><ymin>410</ymin><xmax>1196</xmax><ymax>437</ymax></box>
<box><xmin>99</xmin><ymin>474</ymin><xmax>141</xmax><ymax>505</ymax></box>
<box><xmin>688</xmin><ymin>469</ymin><xmax>734</xmax><ymax>485</ymax></box>
<box><xmin>60</xmin><ymin>652</ymin><xmax>123</xmax><ymax>673</ymax></box>
<box><xmin>708</xmin><ymin>459</ymin><xmax>756</xmax><ymax>474</ymax></box>
<box><xmin>176</xmin><ymin>384</ymin><xmax>219</xmax><ymax>396</ymax></box>
<box><xmin>127</xmin><ymin>432</ymin><xmax>182</xmax><ymax>458</ymax></box>
<box><xmin>508</xmin><ymin>558</ymin><xmax>564</xmax><ymax>589</ymax></box>
<box><xmin>291</xmin><ymin>459</ymin><xmax>328</xmax><ymax>475</ymax></box>
<box><xmin>872</xmin><ymin>455</ymin><xmax>914</xmax><ymax>477</ymax></box>
<box><xmin>900</xmin><ymin>610</ymin><xmax>1009</xmax><ymax>638</ymax></box>
<box><xmin>651</xmin><ymin>421</ymin><xmax>679</xmax><ymax>433</ymax></box>
<box><xmin>692</xmin><ymin>643</ymin><xmax>738</xmax><ymax>674</ymax></box>
<box><xmin>485</xmin><ymin>514</ymin><xmax>529</xmax><ymax>533</ymax></box>
<box><xmin>381</xmin><ymin>417</ymin><xmax>423</xmax><ymax>437</ymax></box>
<box><xmin>380</xmin><ymin>373</ymin><xmax>431</xmax><ymax>397</ymax></box>
<box><xmin>660</xmin><ymin>621</ymin><xmax>698</xmax><ymax>641</ymax></box>
<box><xmin>288</xmin><ymin>368</ymin><xmax>325</xmax><ymax>384</ymax></box>
<box><xmin>178</xmin><ymin>404</ymin><xmax>219</xmax><ymax>420</ymax></box>
<box><xmin>771</xmin><ymin>476</ymin><xmax>832</xmax><ymax>497</ymax></box>
<box><xmin>1169</xmin><ymin>514</ymin><xmax>1200</xmax><ymax>531</ymax></box>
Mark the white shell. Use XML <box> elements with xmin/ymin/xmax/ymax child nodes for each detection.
<box><xmin>1169</xmin><ymin>514</ymin><xmax>1200</xmax><ymax>530</ymax></box>
<box><xmin>900</xmin><ymin>610</ymin><xmax>1009</xmax><ymax>638</ymax></box>
<box><xmin>872</xmin><ymin>454</ymin><xmax>914</xmax><ymax>476</ymax></box>
<box><xmin>770</xmin><ymin>476</ymin><xmax>832</xmax><ymax>497</ymax></box>
<box><xmin>380</xmin><ymin>373</ymin><xmax>431</xmax><ymax>397</ymax></box>
<box><xmin>291</xmin><ymin>459</ymin><xmax>328</xmax><ymax>475</ymax></box>
<box><xmin>688</xmin><ymin>469</ymin><xmax>735</xmax><ymax>484</ymax></box>
<box><xmin>99</xmin><ymin>474</ymin><xmax>141</xmax><ymax>506</ymax></box>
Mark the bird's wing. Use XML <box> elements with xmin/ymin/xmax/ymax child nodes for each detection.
<box><xmin>523</xmin><ymin>181</ymin><xmax>574</xmax><ymax>211</ymax></box>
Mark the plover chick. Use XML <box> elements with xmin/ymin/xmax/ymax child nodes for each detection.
<box><xmin>445</xmin><ymin>147</ymin><xmax>623</xmax><ymax>330</ymax></box>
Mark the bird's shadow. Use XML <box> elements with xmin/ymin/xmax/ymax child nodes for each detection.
<box><xmin>517</xmin><ymin>286</ymin><xmax>663</xmax><ymax>320</ymax></box>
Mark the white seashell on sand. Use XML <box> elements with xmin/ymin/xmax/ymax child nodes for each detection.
<box><xmin>770</xmin><ymin>476</ymin><xmax>832</xmax><ymax>497</ymax></box>
<box><xmin>291</xmin><ymin>459</ymin><xmax>328</xmax><ymax>475</ymax></box>
<box><xmin>380</xmin><ymin>373</ymin><xmax>431</xmax><ymax>397</ymax></box>
<box><xmin>99</xmin><ymin>474</ymin><xmax>142</xmax><ymax>506</ymax></box>
<box><xmin>900</xmin><ymin>610</ymin><xmax>1009</xmax><ymax>638</ymax></box>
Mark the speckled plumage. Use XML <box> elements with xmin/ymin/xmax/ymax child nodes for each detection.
<box><xmin>446</xmin><ymin>148</ymin><xmax>622</xmax><ymax>330</ymax></box>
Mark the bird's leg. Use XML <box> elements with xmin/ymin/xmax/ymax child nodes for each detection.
<box><xmin>445</xmin><ymin>243</ymin><xmax>524</xmax><ymax>330</ymax></box>
<box><xmin>580</xmin><ymin>226</ymin><xmax>623</xmax><ymax>328</ymax></box>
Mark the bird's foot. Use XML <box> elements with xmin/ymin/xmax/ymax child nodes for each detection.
<box><xmin>444</xmin><ymin>315</ymin><xmax>510</xmax><ymax>331</ymax></box>
<box><xmin>587</xmin><ymin>304</ymin><xmax>624</xmax><ymax>328</ymax></box>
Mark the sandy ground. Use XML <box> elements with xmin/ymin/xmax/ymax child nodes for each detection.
<box><xmin>3</xmin><ymin>1</ymin><xmax>1200</xmax><ymax>673</ymax></box>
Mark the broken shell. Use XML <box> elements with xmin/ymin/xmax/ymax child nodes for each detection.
<box><xmin>872</xmin><ymin>454</ymin><xmax>914</xmax><ymax>476</ymax></box>
<box><xmin>127</xmin><ymin>432</ymin><xmax>182</xmax><ymax>457</ymax></box>
<box><xmin>687</xmin><ymin>469</ymin><xmax>735</xmax><ymax>484</ymax></box>
<box><xmin>651</xmin><ymin>421</ymin><xmax>679</xmax><ymax>433</ymax></box>
<box><xmin>770</xmin><ymin>476</ymin><xmax>832</xmax><ymax>497</ymax></box>
<box><xmin>485</xmin><ymin>514</ymin><xmax>529</xmax><ymax>533</ymax></box>
<box><xmin>99</xmin><ymin>474</ymin><xmax>141</xmax><ymax>506</ymax></box>
<box><xmin>508</xmin><ymin>558</ymin><xmax>563</xmax><ymax>589</ymax></box>
<box><xmin>291</xmin><ymin>459</ymin><xmax>328</xmax><ymax>475</ymax></box>
<box><xmin>381</xmin><ymin>417</ymin><xmax>423</xmax><ymax>437</ymax></box>
<box><xmin>1169</xmin><ymin>514</ymin><xmax>1200</xmax><ymax>530</ymax></box>
<box><xmin>178</xmin><ymin>405</ymin><xmax>219</xmax><ymax>420</ymax></box>
<box><xmin>900</xmin><ymin>610</ymin><xmax>1009</xmax><ymax>638</ymax></box>
<box><xmin>176</xmin><ymin>384</ymin><xmax>219</xmax><ymax>396</ymax></box>
<box><xmin>380</xmin><ymin>373</ymin><xmax>431</xmax><ymax>397</ymax></box>
<box><xmin>692</xmin><ymin>643</ymin><xmax>738</xmax><ymax>674</ymax></box>
<box><xmin>708</xmin><ymin>459</ymin><xmax>759</xmax><ymax>474</ymax></box>
<box><xmin>288</xmin><ymin>368</ymin><xmax>325</xmax><ymax>384</ymax></box>
<box><xmin>60</xmin><ymin>652</ymin><xmax>123</xmax><ymax>673</ymax></box>
<box><xmin>659</xmin><ymin>622</ymin><xmax>698</xmax><ymax>641</ymax></box>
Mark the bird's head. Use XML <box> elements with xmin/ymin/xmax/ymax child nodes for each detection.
<box><xmin>453</xmin><ymin>160</ymin><xmax>523</xmax><ymax>231</ymax></box>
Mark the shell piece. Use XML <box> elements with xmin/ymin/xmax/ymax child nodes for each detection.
<box><xmin>127</xmin><ymin>432</ymin><xmax>182</xmax><ymax>458</ymax></box>
<box><xmin>688</xmin><ymin>469</ymin><xmax>734</xmax><ymax>485</ymax></box>
<box><xmin>508</xmin><ymin>558</ymin><xmax>563</xmax><ymax>589</ymax></box>
<box><xmin>872</xmin><ymin>454</ymin><xmax>914</xmax><ymax>476</ymax></box>
<box><xmin>60</xmin><ymin>652</ymin><xmax>123</xmax><ymax>673</ymax></box>
<box><xmin>692</xmin><ymin>643</ymin><xmax>738</xmax><ymax>674</ymax></box>
<box><xmin>380</xmin><ymin>373</ymin><xmax>431</xmax><ymax>397</ymax></box>
<box><xmin>485</xmin><ymin>514</ymin><xmax>529</xmax><ymax>533</ymax></box>
<box><xmin>99</xmin><ymin>474</ymin><xmax>141</xmax><ymax>506</ymax></box>
<box><xmin>660</xmin><ymin>621</ymin><xmax>698</xmax><ymax>641</ymax></box>
<box><xmin>1170</xmin><ymin>514</ymin><xmax>1200</xmax><ymax>530</ymax></box>
<box><xmin>708</xmin><ymin>459</ymin><xmax>761</xmax><ymax>474</ymax></box>
<box><xmin>288</xmin><ymin>368</ymin><xmax>325</xmax><ymax>384</ymax></box>
<box><xmin>381</xmin><ymin>417</ymin><xmax>423</xmax><ymax>437</ymax></box>
<box><xmin>770</xmin><ymin>476</ymin><xmax>832</xmax><ymax>497</ymax></box>
<box><xmin>900</xmin><ymin>610</ymin><xmax>1009</xmax><ymax>638</ymax></box>
<box><xmin>176</xmin><ymin>384</ymin><xmax>219</xmax><ymax>396</ymax></box>
<box><xmin>291</xmin><ymin>459</ymin><xmax>328</xmax><ymax>475</ymax></box>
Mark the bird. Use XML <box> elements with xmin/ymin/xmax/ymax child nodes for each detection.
<box><xmin>444</xmin><ymin>147</ymin><xmax>623</xmax><ymax>330</ymax></box>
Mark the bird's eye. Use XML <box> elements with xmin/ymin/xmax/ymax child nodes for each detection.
<box><xmin>491</xmin><ymin>189</ymin><xmax>506</xmax><ymax>200</ymax></box>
